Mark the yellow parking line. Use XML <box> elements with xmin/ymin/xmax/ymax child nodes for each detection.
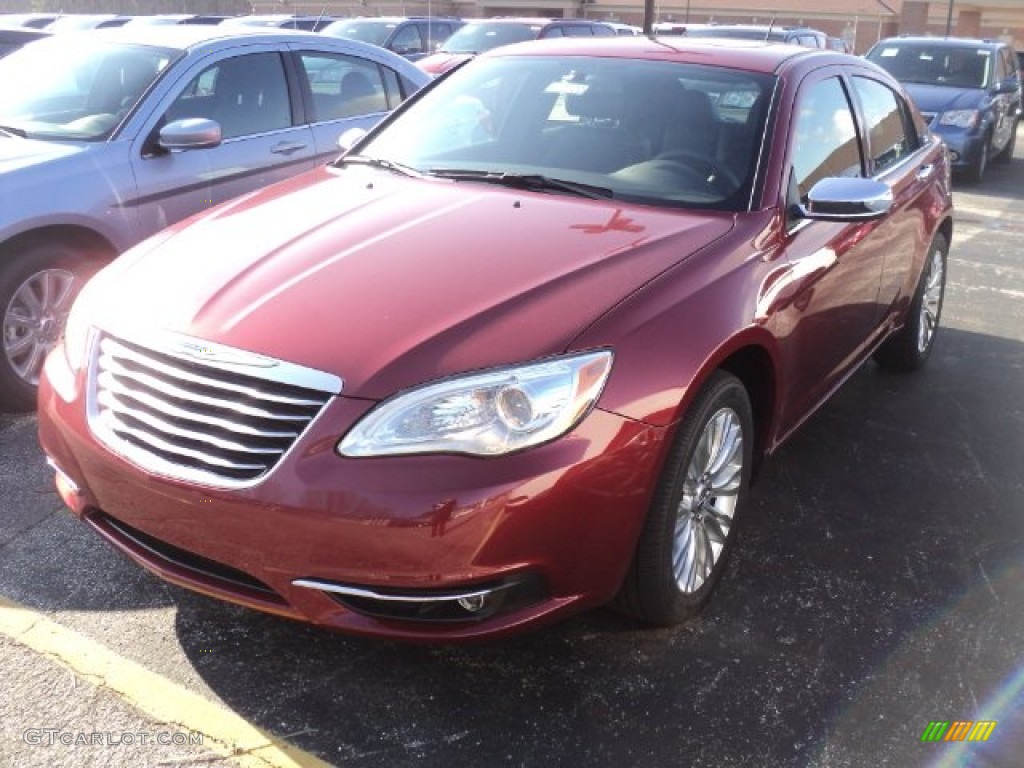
<box><xmin>0</xmin><ymin>595</ymin><xmax>332</xmax><ymax>768</ymax></box>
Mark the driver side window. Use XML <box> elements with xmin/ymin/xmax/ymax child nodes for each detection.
<box><xmin>163</xmin><ymin>53</ymin><xmax>291</xmax><ymax>140</ymax></box>
<box><xmin>788</xmin><ymin>76</ymin><xmax>863</xmax><ymax>219</ymax></box>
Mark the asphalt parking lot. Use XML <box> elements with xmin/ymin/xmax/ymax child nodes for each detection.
<box><xmin>2</xmin><ymin>145</ymin><xmax>1023</xmax><ymax>767</ymax></box>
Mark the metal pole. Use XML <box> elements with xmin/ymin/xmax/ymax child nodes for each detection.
<box><xmin>644</xmin><ymin>0</ymin><xmax>654</xmax><ymax>34</ymax></box>
<box><xmin>945</xmin><ymin>0</ymin><xmax>955</xmax><ymax>37</ymax></box>
<box><xmin>686</xmin><ymin>0</ymin><xmax>691</xmax><ymax>23</ymax></box>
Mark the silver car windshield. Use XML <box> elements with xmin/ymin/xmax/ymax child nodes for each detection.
<box><xmin>357</xmin><ymin>56</ymin><xmax>775</xmax><ymax>211</ymax></box>
<box><xmin>0</xmin><ymin>40</ymin><xmax>177</xmax><ymax>141</ymax></box>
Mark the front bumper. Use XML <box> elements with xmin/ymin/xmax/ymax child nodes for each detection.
<box><xmin>930</xmin><ymin>124</ymin><xmax>986</xmax><ymax>169</ymax></box>
<box><xmin>38</xmin><ymin>350</ymin><xmax>669</xmax><ymax>642</ymax></box>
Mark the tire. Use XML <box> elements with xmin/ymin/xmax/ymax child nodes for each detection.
<box><xmin>874</xmin><ymin>232</ymin><xmax>947</xmax><ymax>373</ymax></box>
<box><xmin>993</xmin><ymin>118</ymin><xmax>1018</xmax><ymax>165</ymax></box>
<box><xmin>964</xmin><ymin>135</ymin><xmax>989</xmax><ymax>183</ymax></box>
<box><xmin>0</xmin><ymin>243</ymin><xmax>100</xmax><ymax>412</ymax></box>
<box><xmin>615</xmin><ymin>371</ymin><xmax>753</xmax><ymax>626</ymax></box>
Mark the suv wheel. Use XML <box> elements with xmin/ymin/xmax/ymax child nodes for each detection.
<box><xmin>993</xmin><ymin>118</ymin><xmax>1018</xmax><ymax>164</ymax></box>
<box><xmin>965</xmin><ymin>134</ymin><xmax>990</xmax><ymax>183</ymax></box>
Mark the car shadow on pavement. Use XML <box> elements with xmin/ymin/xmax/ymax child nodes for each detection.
<box><xmin>162</xmin><ymin>325</ymin><xmax>1024</xmax><ymax>767</ymax></box>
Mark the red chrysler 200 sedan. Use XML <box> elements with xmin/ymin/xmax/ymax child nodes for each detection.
<box><xmin>38</xmin><ymin>37</ymin><xmax>954</xmax><ymax>641</ymax></box>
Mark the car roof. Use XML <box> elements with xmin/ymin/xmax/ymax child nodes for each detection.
<box><xmin>483</xmin><ymin>35</ymin><xmax>830</xmax><ymax>74</ymax></box>
<box><xmin>875</xmin><ymin>36</ymin><xmax>1006</xmax><ymax>49</ymax></box>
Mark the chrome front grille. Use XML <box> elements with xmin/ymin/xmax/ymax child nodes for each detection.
<box><xmin>88</xmin><ymin>332</ymin><xmax>340</xmax><ymax>487</ymax></box>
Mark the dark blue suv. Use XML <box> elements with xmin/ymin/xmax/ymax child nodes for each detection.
<box><xmin>866</xmin><ymin>37</ymin><xmax>1022</xmax><ymax>183</ymax></box>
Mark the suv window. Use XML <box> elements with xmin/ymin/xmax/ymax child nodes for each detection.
<box><xmin>867</xmin><ymin>43</ymin><xmax>992</xmax><ymax>89</ymax></box>
<box><xmin>851</xmin><ymin>76</ymin><xmax>920</xmax><ymax>174</ymax></box>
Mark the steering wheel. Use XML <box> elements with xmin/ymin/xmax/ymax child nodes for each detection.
<box><xmin>653</xmin><ymin>149</ymin><xmax>742</xmax><ymax>195</ymax></box>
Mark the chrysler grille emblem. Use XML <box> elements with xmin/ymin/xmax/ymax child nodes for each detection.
<box><xmin>174</xmin><ymin>339</ymin><xmax>279</xmax><ymax>368</ymax></box>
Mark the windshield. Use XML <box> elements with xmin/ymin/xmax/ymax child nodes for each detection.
<box><xmin>440</xmin><ymin>23</ymin><xmax>540</xmax><ymax>54</ymax></box>
<box><xmin>323</xmin><ymin>21</ymin><xmax>394</xmax><ymax>46</ymax></box>
<box><xmin>350</xmin><ymin>55</ymin><xmax>774</xmax><ymax>211</ymax></box>
<box><xmin>867</xmin><ymin>44</ymin><xmax>991</xmax><ymax>89</ymax></box>
<box><xmin>0</xmin><ymin>39</ymin><xmax>176</xmax><ymax>140</ymax></box>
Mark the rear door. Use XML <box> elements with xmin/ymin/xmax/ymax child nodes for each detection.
<box><xmin>291</xmin><ymin>49</ymin><xmax>399</xmax><ymax>162</ymax></box>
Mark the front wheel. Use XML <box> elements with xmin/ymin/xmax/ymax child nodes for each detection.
<box><xmin>614</xmin><ymin>371</ymin><xmax>753</xmax><ymax>626</ymax></box>
<box><xmin>964</xmin><ymin>135</ymin><xmax>989</xmax><ymax>183</ymax></box>
<box><xmin>874</xmin><ymin>232</ymin><xmax>947</xmax><ymax>373</ymax></box>
<box><xmin>993</xmin><ymin>118</ymin><xmax>1017</xmax><ymax>165</ymax></box>
<box><xmin>0</xmin><ymin>243</ymin><xmax>100</xmax><ymax>412</ymax></box>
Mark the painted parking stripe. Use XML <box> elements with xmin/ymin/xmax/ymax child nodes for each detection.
<box><xmin>0</xmin><ymin>595</ymin><xmax>331</xmax><ymax>768</ymax></box>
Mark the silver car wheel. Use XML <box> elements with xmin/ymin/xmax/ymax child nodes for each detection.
<box><xmin>917</xmin><ymin>246</ymin><xmax>945</xmax><ymax>354</ymax></box>
<box><xmin>3</xmin><ymin>267</ymin><xmax>76</xmax><ymax>386</ymax></box>
<box><xmin>672</xmin><ymin>407</ymin><xmax>744</xmax><ymax>594</ymax></box>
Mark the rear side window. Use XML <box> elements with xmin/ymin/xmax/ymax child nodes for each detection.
<box><xmin>299</xmin><ymin>53</ymin><xmax>390</xmax><ymax>121</ymax></box>
<box><xmin>851</xmin><ymin>76</ymin><xmax>920</xmax><ymax>174</ymax></box>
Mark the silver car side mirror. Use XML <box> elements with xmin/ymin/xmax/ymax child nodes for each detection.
<box><xmin>158</xmin><ymin>118</ymin><xmax>222</xmax><ymax>151</ymax></box>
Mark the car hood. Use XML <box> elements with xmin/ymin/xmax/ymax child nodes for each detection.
<box><xmin>902</xmin><ymin>83</ymin><xmax>983</xmax><ymax>114</ymax></box>
<box><xmin>416</xmin><ymin>51</ymin><xmax>473</xmax><ymax>75</ymax></box>
<box><xmin>97</xmin><ymin>165</ymin><xmax>734</xmax><ymax>400</ymax></box>
<box><xmin>0</xmin><ymin>135</ymin><xmax>85</xmax><ymax>174</ymax></box>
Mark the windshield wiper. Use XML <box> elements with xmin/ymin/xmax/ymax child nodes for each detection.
<box><xmin>430</xmin><ymin>170</ymin><xmax>613</xmax><ymax>199</ymax></box>
<box><xmin>0</xmin><ymin>125</ymin><xmax>27</xmax><ymax>138</ymax></box>
<box><xmin>336</xmin><ymin>154</ymin><xmax>427</xmax><ymax>178</ymax></box>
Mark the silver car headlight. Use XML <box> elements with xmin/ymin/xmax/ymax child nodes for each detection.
<box><xmin>938</xmin><ymin>110</ymin><xmax>979</xmax><ymax>129</ymax></box>
<box><xmin>338</xmin><ymin>350</ymin><xmax>614</xmax><ymax>457</ymax></box>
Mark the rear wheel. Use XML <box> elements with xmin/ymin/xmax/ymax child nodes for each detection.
<box><xmin>874</xmin><ymin>232</ymin><xmax>947</xmax><ymax>373</ymax></box>
<box><xmin>615</xmin><ymin>371</ymin><xmax>753</xmax><ymax>626</ymax></box>
<box><xmin>0</xmin><ymin>243</ymin><xmax>101</xmax><ymax>411</ymax></box>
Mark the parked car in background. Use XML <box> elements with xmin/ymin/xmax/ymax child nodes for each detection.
<box><xmin>221</xmin><ymin>14</ymin><xmax>336</xmax><ymax>32</ymax></box>
<box><xmin>0</xmin><ymin>26</ymin><xmax>48</xmax><ymax>57</ymax></box>
<box><xmin>0</xmin><ymin>13</ymin><xmax>60</xmax><ymax>28</ymax></box>
<box><xmin>123</xmin><ymin>15</ymin><xmax>234</xmax><ymax>26</ymax></box>
<box><xmin>37</xmin><ymin>38</ymin><xmax>952</xmax><ymax>641</ymax></box>
<box><xmin>866</xmin><ymin>36</ymin><xmax>1021</xmax><ymax>183</ymax></box>
<box><xmin>45</xmin><ymin>14</ymin><xmax>133</xmax><ymax>32</ymax></box>
<box><xmin>827</xmin><ymin>36</ymin><xmax>852</xmax><ymax>54</ymax></box>
<box><xmin>321</xmin><ymin>16</ymin><xmax>463</xmax><ymax>61</ymax></box>
<box><xmin>417</xmin><ymin>18</ymin><xmax>615</xmax><ymax>75</ymax></box>
<box><xmin>684</xmin><ymin>24</ymin><xmax>828</xmax><ymax>48</ymax></box>
<box><xmin>0</xmin><ymin>26</ymin><xmax>429</xmax><ymax>410</ymax></box>
<box><xmin>606</xmin><ymin>22</ymin><xmax>642</xmax><ymax>36</ymax></box>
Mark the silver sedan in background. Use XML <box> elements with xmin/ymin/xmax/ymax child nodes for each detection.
<box><xmin>0</xmin><ymin>25</ymin><xmax>429</xmax><ymax>410</ymax></box>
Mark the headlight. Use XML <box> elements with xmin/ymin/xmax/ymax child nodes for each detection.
<box><xmin>938</xmin><ymin>110</ymin><xmax>979</xmax><ymax>129</ymax></box>
<box><xmin>338</xmin><ymin>350</ymin><xmax>614</xmax><ymax>457</ymax></box>
<box><xmin>62</xmin><ymin>274</ymin><xmax>101</xmax><ymax>372</ymax></box>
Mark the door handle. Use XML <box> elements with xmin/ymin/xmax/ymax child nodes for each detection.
<box><xmin>916</xmin><ymin>164</ymin><xmax>935</xmax><ymax>181</ymax></box>
<box><xmin>271</xmin><ymin>141</ymin><xmax>307</xmax><ymax>155</ymax></box>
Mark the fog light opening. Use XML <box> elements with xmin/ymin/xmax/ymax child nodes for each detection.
<box><xmin>457</xmin><ymin>594</ymin><xmax>488</xmax><ymax>613</ymax></box>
